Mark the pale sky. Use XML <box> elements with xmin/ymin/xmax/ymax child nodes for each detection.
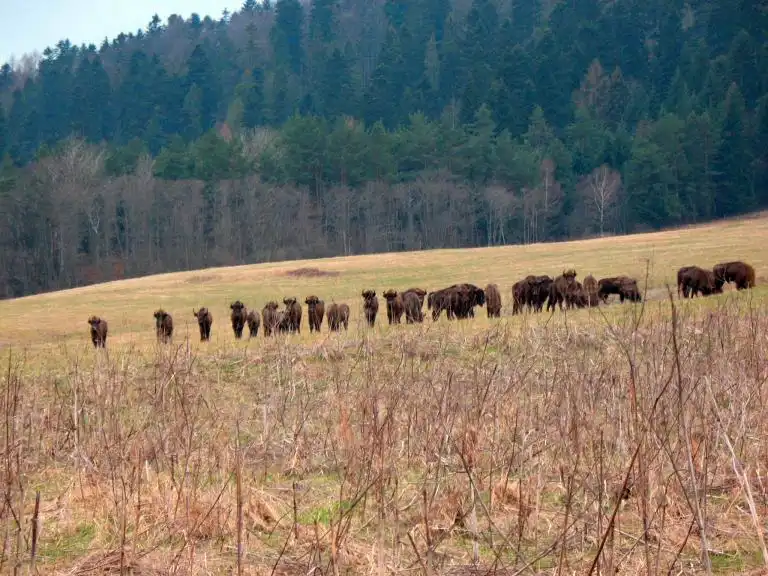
<box><xmin>1</xmin><ymin>1</ymin><xmax>243</xmax><ymax>65</ymax></box>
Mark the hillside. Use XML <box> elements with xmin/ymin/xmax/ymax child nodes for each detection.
<box><xmin>1</xmin><ymin>218</ymin><xmax>767</xmax><ymax>573</ymax></box>
<box><xmin>0</xmin><ymin>0</ymin><xmax>767</xmax><ymax>299</ymax></box>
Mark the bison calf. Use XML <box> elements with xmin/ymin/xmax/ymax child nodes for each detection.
<box><xmin>362</xmin><ymin>290</ymin><xmax>379</xmax><ymax>327</ymax></box>
<box><xmin>154</xmin><ymin>309</ymin><xmax>173</xmax><ymax>343</ymax></box>
<box><xmin>246</xmin><ymin>310</ymin><xmax>260</xmax><ymax>338</ymax></box>
<box><xmin>305</xmin><ymin>296</ymin><xmax>325</xmax><ymax>333</ymax></box>
<box><xmin>230</xmin><ymin>301</ymin><xmax>247</xmax><ymax>339</ymax></box>
<box><xmin>87</xmin><ymin>316</ymin><xmax>108</xmax><ymax>348</ymax></box>
<box><xmin>485</xmin><ymin>283</ymin><xmax>502</xmax><ymax>317</ymax></box>
<box><xmin>192</xmin><ymin>308</ymin><xmax>213</xmax><ymax>341</ymax></box>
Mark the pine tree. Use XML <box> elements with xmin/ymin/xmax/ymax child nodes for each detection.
<box><xmin>271</xmin><ymin>0</ymin><xmax>304</xmax><ymax>75</ymax></box>
<box><xmin>712</xmin><ymin>83</ymin><xmax>752</xmax><ymax>216</ymax></box>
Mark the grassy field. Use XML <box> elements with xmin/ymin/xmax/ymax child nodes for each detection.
<box><xmin>1</xmin><ymin>216</ymin><xmax>768</xmax><ymax>574</ymax></box>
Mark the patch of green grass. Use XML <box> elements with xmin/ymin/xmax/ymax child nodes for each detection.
<box><xmin>39</xmin><ymin>522</ymin><xmax>96</xmax><ymax>564</ymax></box>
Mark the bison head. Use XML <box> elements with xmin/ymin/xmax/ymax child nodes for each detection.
<box><xmin>383</xmin><ymin>289</ymin><xmax>398</xmax><ymax>301</ymax></box>
<box><xmin>305</xmin><ymin>295</ymin><xmax>319</xmax><ymax>306</ymax></box>
<box><xmin>362</xmin><ymin>290</ymin><xmax>376</xmax><ymax>300</ymax></box>
<box><xmin>283</xmin><ymin>297</ymin><xmax>297</xmax><ymax>306</ymax></box>
<box><xmin>230</xmin><ymin>301</ymin><xmax>245</xmax><ymax>311</ymax></box>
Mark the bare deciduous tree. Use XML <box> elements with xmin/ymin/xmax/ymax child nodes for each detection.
<box><xmin>584</xmin><ymin>164</ymin><xmax>621</xmax><ymax>236</ymax></box>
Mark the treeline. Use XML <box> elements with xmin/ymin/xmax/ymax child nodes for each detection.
<box><xmin>0</xmin><ymin>0</ymin><xmax>767</xmax><ymax>297</ymax></box>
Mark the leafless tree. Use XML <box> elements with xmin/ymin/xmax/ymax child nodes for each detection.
<box><xmin>584</xmin><ymin>164</ymin><xmax>621</xmax><ymax>236</ymax></box>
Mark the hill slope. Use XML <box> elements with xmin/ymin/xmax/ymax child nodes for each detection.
<box><xmin>1</xmin><ymin>213</ymin><xmax>766</xmax><ymax>347</ymax></box>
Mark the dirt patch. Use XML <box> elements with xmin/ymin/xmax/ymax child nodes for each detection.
<box><xmin>283</xmin><ymin>267</ymin><xmax>340</xmax><ymax>278</ymax></box>
<box><xmin>186</xmin><ymin>274</ymin><xmax>219</xmax><ymax>284</ymax></box>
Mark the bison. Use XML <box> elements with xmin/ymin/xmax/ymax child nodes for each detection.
<box><xmin>282</xmin><ymin>297</ymin><xmax>302</xmax><ymax>333</ymax></box>
<box><xmin>428</xmin><ymin>284</ymin><xmax>485</xmax><ymax>320</ymax></box>
<box><xmin>403</xmin><ymin>291</ymin><xmax>424</xmax><ymax>323</ymax></box>
<box><xmin>485</xmin><ymin>283</ymin><xmax>502</xmax><ymax>317</ymax></box>
<box><xmin>530</xmin><ymin>276</ymin><xmax>553</xmax><ymax>312</ymax></box>
<box><xmin>511</xmin><ymin>277</ymin><xmax>533</xmax><ymax>315</ymax></box>
<box><xmin>583</xmin><ymin>275</ymin><xmax>600</xmax><ymax>307</ymax></box>
<box><xmin>305</xmin><ymin>295</ymin><xmax>325</xmax><ymax>333</ymax></box>
<box><xmin>713</xmin><ymin>261</ymin><xmax>756</xmax><ymax>291</ymax></box>
<box><xmin>598</xmin><ymin>276</ymin><xmax>641</xmax><ymax>303</ymax></box>
<box><xmin>262</xmin><ymin>302</ymin><xmax>281</xmax><ymax>336</ymax></box>
<box><xmin>383</xmin><ymin>290</ymin><xmax>405</xmax><ymax>324</ymax></box>
<box><xmin>547</xmin><ymin>270</ymin><xmax>578</xmax><ymax>311</ymax></box>
<box><xmin>678</xmin><ymin>266</ymin><xmax>721</xmax><ymax>298</ymax></box>
<box><xmin>87</xmin><ymin>316</ymin><xmax>108</xmax><ymax>348</ymax></box>
<box><xmin>362</xmin><ymin>290</ymin><xmax>378</xmax><ymax>327</ymax></box>
<box><xmin>246</xmin><ymin>310</ymin><xmax>260</xmax><ymax>338</ymax></box>
<box><xmin>327</xmin><ymin>303</ymin><xmax>351</xmax><ymax>331</ymax></box>
<box><xmin>192</xmin><ymin>308</ymin><xmax>213</xmax><ymax>341</ymax></box>
<box><xmin>230</xmin><ymin>301</ymin><xmax>247</xmax><ymax>339</ymax></box>
<box><xmin>154</xmin><ymin>309</ymin><xmax>173</xmax><ymax>343</ymax></box>
<box><xmin>402</xmin><ymin>288</ymin><xmax>427</xmax><ymax>309</ymax></box>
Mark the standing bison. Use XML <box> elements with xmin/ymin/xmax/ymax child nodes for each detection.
<box><xmin>678</xmin><ymin>266</ymin><xmax>721</xmax><ymax>298</ymax></box>
<box><xmin>598</xmin><ymin>276</ymin><xmax>642</xmax><ymax>303</ymax></box>
<box><xmin>230</xmin><ymin>301</ymin><xmax>247</xmax><ymax>339</ymax></box>
<box><xmin>262</xmin><ymin>302</ymin><xmax>281</xmax><ymax>336</ymax></box>
<box><xmin>383</xmin><ymin>290</ymin><xmax>405</xmax><ymax>324</ymax></box>
<box><xmin>361</xmin><ymin>290</ymin><xmax>378</xmax><ymax>327</ymax></box>
<box><xmin>305</xmin><ymin>296</ymin><xmax>325</xmax><ymax>333</ymax></box>
<box><xmin>154</xmin><ymin>309</ymin><xmax>173</xmax><ymax>343</ymax></box>
<box><xmin>547</xmin><ymin>270</ymin><xmax>578</xmax><ymax>311</ymax></box>
<box><xmin>485</xmin><ymin>283</ymin><xmax>502</xmax><ymax>317</ymax></box>
<box><xmin>403</xmin><ymin>291</ymin><xmax>424</xmax><ymax>323</ymax></box>
<box><xmin>283</xmin><ymin>297</ymin><xmax>302</xmax><ymax>333</ymax></box>
<box><xmin>583</xmin><ymin>275</ymin><xmax>600</xmax><ymax>307</ymax></box>
<box><xmin>713</xmin><ymin>261</ymin><xmax>756</xmax><ymax>291</ymax></box>
<box><xmin>402</xmin><ymin>288</ymin><xmax>427</xmax><ymax>308</ymax></box>
<box><xmin>428</xmin><ymin>284</ymin><xmax>485</xmax><ymax>320</ymax></box>
<box><xmin>87</xmin><ymin>316</ymin><xmax>108</xmax><ymax>348</ymax></box>
<box><xmin>246</xmin><ymin>310</ymin><xmax>260</xmax><ymax>338</ymax></box>
<box><xmin>192</xmin><ymin>308</ymin><xmax>213</xmax><ymax>341</ymax></box>
<box><xmin>327</xmin><ymin>303</ymin><xmax>350</xmax><ymax>331</ymax></box>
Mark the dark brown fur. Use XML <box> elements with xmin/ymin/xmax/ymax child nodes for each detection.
<box><xmin>282</xmin><ymin>297</ymin><xmax>302</xmax><ymax>333</ymax></box>
<box><xmin>403</xmin><ymin>291</ymin><xmax>424</xmax><ymax>323</ymax></box>
<box><xmin>262</xmin><ymin>302</ymin><xmax>281</xmax><ymax>336</ymax></box>
<box><xmin>87</xmin><ymin>316</ymin><xmax>108</xmax><ymax>348</ymax></box>
<box><xmin>246</xmin><ymin>310</ymin><xmax>260</xmax><ymax>338</ymax></box>
<box><xmin>485</xmin><ymin>283</ymin><xmax>502</xmax><ymax>317</ymax></box>
<box><xmin>598</xmin><ymin>276</ymin><xmax>635</xmax><ymax>303</ymax></box>
<box><xmin>583</xmin><ymin>275</ymin><xmax>600</xmax><ymax>307</ymax></box>
<box><xmin>361</xmin><ymin>290</ymin><xmax>378</xmax><ymax>327</ymax></box>
<box><xmin>428</xmin><ymin>284</ymin><xmax>485</xmax><ymax>320</ymax></box>
<box><xmin>713</xmin><ymin>261</ymin><xmax>756</xmax><ymax>291</ymax></box>
<box><xmin>305</xmin><ymin>295</ymin><xmax>325</xmax><ymax>333</ymax></box>
<box><xmin>383</xmin><ymin>290</ymin><xmax>405</xmax><ymax>324</ymax></box>
<box><xmin>678</xmin><ymin>266</ymin><xmax>721</xmax><ymax>298</ymax></box>
<box><xmin>154</xmin><ymin>309</ymin><xmax>173</xmax><ymax>343</ymax></box>
<box><xmin>547</xmin><ymin>270</ymin><xmax>578</xmax><ymax>311</ymax></box>
<box><xmin>402</xmin><ymin>288</ymin><xmax>427</xmax><ymax>309</ymax></box>
<box><xmin>230</xmin><ymin>300</ymin><xmax>247</xmax><ymax>339</ymax></box>
<box><xmin>192</xmin><ymin>307</ymin><xmax>213</xmax><ymax>341</ymax></box>
<box><xmin>327</xmin><ymin>302</ymin><xmax>350</xmax><ymax>331</ymax></box>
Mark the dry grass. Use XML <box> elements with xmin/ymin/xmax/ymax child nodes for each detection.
<box><xmin>1</xmin><ymin>218</ymin><xmax>768</xmax><ymax>574</ymax></box>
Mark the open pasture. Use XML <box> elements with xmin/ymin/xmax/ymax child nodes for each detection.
<box><xmin>1</xmin><ymin>216</ymin><xmax>768</xmax><ymax>574</ymax></box>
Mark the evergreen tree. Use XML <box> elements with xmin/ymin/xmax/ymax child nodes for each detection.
<box><xmin>270</xmin><ymin>0</ymin><xmax>304</xmax><ymax>75</ymax></box>
<box><xmin>712</xmin><ymin>83</ymin><xmax>752</xmax><ymax>216</ymax></box>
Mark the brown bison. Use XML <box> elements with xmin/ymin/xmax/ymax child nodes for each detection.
<box><xmin>262</xmin><ymin>302</ymin><xmax>281</xmax><ymax>336</ymax></box>
<box><xmin>428</xmin><ymin>284</ymin><xmax>485</xmax><ymax>320</ymax></box>
<box><xmin>87</xmin><ymin>316</ymin><xmax>108</xmax><ymax>348</ymax></box>
<box><xmin>713</xmin><ymin>261</ymin><xmax>756</xmax><ymax>291</ymax></box>
<box><xmin>547</xmin><ymin>270</ymin><xmax>578</xmax><ymax>311</ymax></box>
<box><xmin>305</xmin><ymin>296</ymin><xmax>325</xmax><ymax>333</ymax></box>
<box><xmin>565</xmin><ymin>281</ymin><xmax>587</xmax><ymax>309</ymax></box>
<box><xmin>282</xmin><ymin>297</ymin><xmax>302</xmax><ymax>333</ymax></box>
<box><xmin>511</xmin><ymin>277</ymin><xmax>534</xmax><ymax>315</ymax></box>
<box><xmin>530</xmin><ymin>276</ymin><xmax>553</xmax><ymax>312</ymax></box>
<box><xmin>678</xmin><ymin>266</ymin><xmax>721</xmax><ymax>298</ymax></box>
<box><xmin>402</xmin><ymin>287</ymin><xmax>427</xmax><ymax>308</ymax></box>
<box><xmin>362</xmin><ymin>290</ymin><xmax>379</xmax><ymax>327</ymax></box>
<box><xmin>230</xmin><ymin>301</ymin><xmax>247</xmax><ymax>339</ymax></box>
<box><xmin>485</xmin><ymin>283</ymin><xmax>502</xmax><ymax>317</ymax></box>
<box><xmin>246</xmin><ymin>310</ymin><xmax>260</xmax><ymax>338</ymax></box>
<box><xmin>327</xmin><ymin>303</ymin><xmax>350</xmax><ymax>331</ymax></box>
<box><xmin>403</xmin><ymin>291</ymin><xmax>424</xmax><ymax>323</ymax></box>
<box><xmin>154</xmin><ymin>309</ymin><xmax>173</xmax><ymax>343</ymax></box>
<box><xmin>618</xmin><ymin>278</ymin><xmax>642</xmax><ymax>302</ymax></box>
<box><xmin>383</xmin><ymin>290</ymin><xmax>405</xmax><ymax>324</ymax></box>
<box><xmin>598</xmin><ymin>276</ymin><xmax>642</xmax><ymax>303</ymax></box>
<box><xmin>583</xmin><ymin>275</ymin><xmax>600</xmax><ymax>307</ymax></box>
<box><xmin>192</xmin><ymin>308</ymin><xmax>213</xmax><ymax>341</ymax></box>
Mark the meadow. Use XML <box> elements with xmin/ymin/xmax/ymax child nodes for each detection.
<box><xmin>1</xmin><ymin>215</ymin><xmax>768</xmax><ymax>574</ymax></box>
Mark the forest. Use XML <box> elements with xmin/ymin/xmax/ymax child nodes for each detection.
<box><xmin>0</xmin><ymin>0</ymin><xmax>766</xmax><ymax>297</ymax></box>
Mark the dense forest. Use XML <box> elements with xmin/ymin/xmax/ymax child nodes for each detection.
<box><xmin>0</xmin><ymin>0</ymin><xmax>766</xmax><ymax>297</ymax></box>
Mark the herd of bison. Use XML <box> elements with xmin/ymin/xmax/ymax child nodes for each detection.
<box><xmin>85</xmin><ymin>260</ymin><xmax>756</xmax><ymax>348</ymax></box>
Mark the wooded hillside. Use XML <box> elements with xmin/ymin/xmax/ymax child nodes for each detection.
<box><xmin>0</xmin><ymin>0</ymin><xmax>766</xmax><ymax>297</ymax></box>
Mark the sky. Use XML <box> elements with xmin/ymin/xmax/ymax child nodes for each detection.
<box><xmin>0</xmin><ymin>0</ymin><xmax>243</xmax><ymax>66</ymax></box>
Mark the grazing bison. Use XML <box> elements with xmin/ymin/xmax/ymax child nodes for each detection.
<box><xmin>485</xmin><ymin>283</ymin><xmax>502</xmax><ymax>317</ymax></box>
<box><xmin>428</xmin><ymin>284</ymin><xmax>485</xmax><ymax>320</ymax></box>
<box><xmin>282</xmin><ymin>297</ymin><xmax>302</xmax><ymax>333</ymax></box>
<box><xmin>154</xmin><ymin>309</ymin><xmax>173</xmax><ymax>343</ymax></box>
<box><xmin>305</xmin><ymin>296</ymin><xmax>325</xmax><ymax>333</ymax></box>
<box><xmin>383</xmin><ymin>290</ymin><xmax>405</xmax><ymax>324</ymax></box>
<box><xmin>547</xmin><ymin>270</ymin><xmax>578</xmax><ymax>311</ymax></box>
<box><xmin>713</xmin><ymin>261</ymin><xmax>756</xmax><ymax>291</ymax></box>
<box><xmin>262</xmin><ymin>302</ymin><xmax>281</xmax><ymax>336</ymax></box>
<box><xmin>246</xmin><ymin>310</ymin><xmax>260</xmax><ymax>338</ymax></box>
<box><xmin>327</xmin><ymin>303</ymin><xmax>350</xmax><ymax>331</ymax></box>
<box><xmin>678</xmin><ymin>266</ymin><xmax>721</xmax><ymax>298</ymax></box>
<box><xmin>403</xmin><ymin>291</ymin><xmax>424</xmax><ymax>323</ymax></box>
<box><xmin>87</xmin><ymin>316</ymin><xmax>108</xmax><ymax>348</ymax></box>
<box><xmin>362</xmin><ymin>290</ymin><xmax>379</xmax><ymax>327</ymax></box>
<box><xmin>230</xmin><ymin>301</ymin><xmax>247</xmax><ymax>339</ymax></box>
<box><xmin>192</xmin><ymin>308</ymin><xmax>213</xmax><ymax>341</ymax></box>
<box><xmin>598</xmin><ymin>276</ymin><xmax>641</xmax><ymax>303</ymax></box>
